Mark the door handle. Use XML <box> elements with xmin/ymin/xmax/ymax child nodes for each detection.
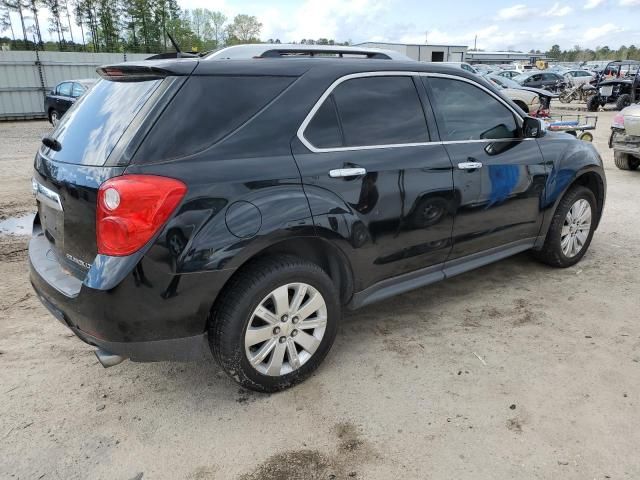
<box><xmin>329</xmin><ymin>167</ymin><xmax>367</xmax><ymax>178</ymax></box>
<box><xmin>457</xmin><ymin>162</ymin><xmax>483</xmax><ymax>170</ymax></box>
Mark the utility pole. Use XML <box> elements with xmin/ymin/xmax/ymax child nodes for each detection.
<box><xmin>474</xmin><ymin>35</ymin><xmax>477</xmax><ymax>51</ymax></box>
<box><xmin>425</xmin><ymin>30</ymin><xmax>429</xmax><ymax>45</ymax></box>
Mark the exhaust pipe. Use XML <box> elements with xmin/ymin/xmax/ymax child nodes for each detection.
<box><xmin>95</xmin><ymin>349</ymin><xmax>126</xmax><ymax>368</ymax></box>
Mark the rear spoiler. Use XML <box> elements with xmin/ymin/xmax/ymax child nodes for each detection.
<box><xmin>97</xmin><ymin>60</ymin><xmax>198</xmax><ymax>81</ymax></box>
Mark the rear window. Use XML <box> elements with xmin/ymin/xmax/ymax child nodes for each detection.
<box><xmin>46</xmin><ymin>79</ymin><xmax>161</xmax><ymax>165</ymax></box>
<box><xmin>136</xmin><ymin>75</ymin><xmax>294</xmax><ymax>162</ymax></box>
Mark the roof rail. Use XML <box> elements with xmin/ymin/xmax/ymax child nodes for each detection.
<box><xmin>203</xmin><ymin>44</ymin><xmax>412</xmax><ymax>62</ymax></box>
<box><xmin>259</xmin><ymin>48</ymin><xmax>391</xmax><ymax>59</ymax></box>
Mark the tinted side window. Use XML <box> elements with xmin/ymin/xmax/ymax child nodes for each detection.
<box><xmin>305</xmin><ymin>95</ymin><xmax>343</xmax><ymax>148</ymax></box>
<box><xmin>139</xmin><ymin>75</ymin><xmax>294</xmax><ymax>161</ymax></box>
<box><xmin>331</xmin><ymin>76</ymin><xmax>428</xmax><ymax>147</ymax></box>
<box><xmin>57</xmin><ymin>82</ymin><xmax>72</xmax><ymax>96</ymax></box>
<box><xmin>426</xmin><ymin>78</ymin><xmax>518</xmax><ymax>141</ymax></box>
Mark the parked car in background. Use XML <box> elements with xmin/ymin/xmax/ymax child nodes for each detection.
<box><xmin>486</xmin><ymin>74</ymin><xmax>556</xmax><ymax>117</ymax></box>
<box><xmin>587</xmin><ymin>60</ymin><xmax>640</xmax><ymax>112</ymax></box>
<box><xmin>513</xmin><ymin>71</ymin><xmax>567</xmax><ymax>92</ymax></box>
<box><xmin>610</xmin><ymin>104</ymin><xmax>640</xmax><ymax>170</ymax></box>
<box><xmin>30</xmin><ymin>49</ymin><xmax>606</xmax><ymax>392</ymax></box>
<box><xmin>496</xmin><ymin>70</ymin><xmax>521</xmax><ymax>79</ymax></box>
<box><xmin>44</xmin><ymin>79</ymin><xmax>97</xmax><ymax>125</ymax></box>
<box><xmin>437</xmin><ymin>62</ymin><xmax>478</xmax><ymax>74</ymax></box>
<box><xmin>563</xmin><ymin>69</ymin><xmax>595</xmax><ymax>86</ymax></box>
<box><xmin>485</xmin><ymin>74</ymin><xmax>541</xmax><ymax>114</ymax></box>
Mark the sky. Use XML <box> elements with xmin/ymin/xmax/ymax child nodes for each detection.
<box><xmin>3</xmin><ymin>0</ymin><xmax>640</xmax><ymax>52</ymax></box>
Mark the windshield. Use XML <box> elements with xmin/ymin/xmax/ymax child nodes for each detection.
<box><xmin>512</xmin><ymin>73</ymin><xmax>530</xmax><ymax>83</ymax></box>
<box><xmin>44</xmin><ymin>78</ymin><xmax>161</xmax><ymax>165</ymax></box>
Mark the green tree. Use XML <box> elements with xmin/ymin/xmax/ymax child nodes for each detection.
<box><xmin>225</xmin><ymin>13</ymin><xmax>261</xmax><ymax>44</ymax></box>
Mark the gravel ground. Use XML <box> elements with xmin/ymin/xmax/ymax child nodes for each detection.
<box><xmin>1</xmin><ymin>111</ymin><xmax>639</xmax><ymax>480</ymax></box>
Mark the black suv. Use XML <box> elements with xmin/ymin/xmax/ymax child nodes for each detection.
<box><xmin>30</xmin><ymin>48</ymin><xmax>606</xmax><ymax>392</ymax></box>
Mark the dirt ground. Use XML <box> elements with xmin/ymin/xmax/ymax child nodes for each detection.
<box><xmin>1</xmin><ymin>111</ymin><xmax>639</xmax><ymax>480</ymax></box>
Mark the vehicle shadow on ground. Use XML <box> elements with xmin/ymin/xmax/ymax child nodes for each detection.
<box><xmin>125</xmin><ymin>251</ymin><xmax>548</xmax><ymax>400</ymax></box>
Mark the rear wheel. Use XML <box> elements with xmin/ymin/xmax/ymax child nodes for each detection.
<box><xmin>615</xmin><ymin>94</ymin><xmax>631</xmax><ymax>111</ymax></box>
<box><xmin>614</xmin><ymin>151</ymin><xmax>640</xmax><ymax>170</ymax></box>
<box><xmin>210</xmin><ymin>255</ymin><xmax>340</xmax><ymax>392</ymax></box>
<box><xmin>533</xmin><ymin>186</ymin><xmax>597</xmax><ymax>268</ymax></box>
<box><xmin>586</xmin><ymin>95</ymin><xmax>600</xmax><ymax>112</ymax></box>
<box><xmin>49</xmin><ymin>109</ymin><xmax>60</xmax><ymax>126</ymax></box>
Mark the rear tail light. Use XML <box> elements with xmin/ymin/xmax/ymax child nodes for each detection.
<box><xmin>612</xmin><ymin>112</ymin><xmax>625</xmax><ymax>129</ymax></box>
<box><xmin>97</xmin><ymin>175</ymin><xmax>187</xmax><ymax>256</ymax></box>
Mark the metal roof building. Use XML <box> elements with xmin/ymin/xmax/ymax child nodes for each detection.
<box><xmin>355</xmin><ymin>42</ymin><xmax>468</xmax><ymax>62</ymax></box>
<box><xmin>465</xmin><ymin>51</ymin><xmax>550</xmax><ymax>65</ymax></box>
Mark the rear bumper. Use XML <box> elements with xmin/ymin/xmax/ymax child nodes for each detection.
<box><xmin>29</xmin><ymin>227</ymin><xmax>230</xmax><ymax>362</ymax></box>
<box><xmin>610</xmin><ymin>129</ymin><xmax>640</xmax><ymax>156</ymax></box>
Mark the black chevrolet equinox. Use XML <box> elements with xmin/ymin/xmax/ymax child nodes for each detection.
<box><xmin>29</xmin><ymin>46</ymin><xmax>606</xmax><ymax>392</ymax></box>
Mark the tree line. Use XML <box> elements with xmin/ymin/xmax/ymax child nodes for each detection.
<box><xmin>0</xmin><ymin>1</ymin><xmax>349</xmax><ymax>53</ymax></box>
<box><xmin>545</xmin><ymin>44</ymin><xmax>640</xmax><ymax>62</ymax></box>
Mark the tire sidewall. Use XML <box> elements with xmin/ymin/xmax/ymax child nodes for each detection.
<box><xmin>213</xmin><ymin>262</ymin><xmax>340</xmax><ymax>392</ymax></box>
<box><xmin>550</xmin><ymin>187</ymin><xmax>597</xmax><ymax>266</ymax></box>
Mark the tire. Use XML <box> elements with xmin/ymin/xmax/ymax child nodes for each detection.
<box><xmin>614</xmin><ymin>151</ymin><xmax>640</xmax><ymax>170</ymax></box>
<box><xmin>533</xmin><ymin>185</ymin><xmax>597</xmax><ymax>268</ymax></box>
<box><xmin>586</xmin><ymin>95</ymin><xmax>600</xmax><ymax>112</ymax></box>
<box><xmin>615</xmin><ymin>94</ymin><xmax>631</xmax><ymax>111</ymax></box>
<box><xmin>210</xmin><ymin>255</ymin><xmax>340</xmax><ymax>392</ymax></box>
<box><xmin>49</xmin><ymin>109</ymin><xmax>59</xmax><ymax>126</ymax></box>
<box><xmin>559</xmin><ymin>92</ymin><xmax>572</xmax><ymax>104</ymax></box>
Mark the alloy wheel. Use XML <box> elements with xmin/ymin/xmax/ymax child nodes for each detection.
<box><xmin>561</xmin><ymin>199</ymin><xmax>591</xmax><ymax>258</ymax></box>
<box><xmin>244</xmin><ymin>283</ymin><xmax>327</xmax><ymax>377</ymax></box>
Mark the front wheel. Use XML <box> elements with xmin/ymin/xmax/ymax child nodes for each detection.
<box><xmin>533</xmin><ymin>186</ymin><xmax>597</xmax><ymax>268</ymax></box>
<box><xmin>586</xmin><ymin>95</ymin><xmax>600</xmax><ymax>112</ymax></box>
<box><xmin>559</xmin><ymin>91</ymin><xmax>572</xmax><ymax>104</ymax></box>
<box><xmin>210</xmin><ymin>256</ymin><xmax>340</xmax><ymax>392</ymax></box>
<box><xmin>615</xmin><ymin>94</ymin><xmax>631</xmax><ymax>111</ymax></box>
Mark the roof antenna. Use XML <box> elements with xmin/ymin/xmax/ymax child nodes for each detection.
<box><xmin>166</xmin><ymin>32</ymin><xmax>183</xmax><ymax>58</ymax></box>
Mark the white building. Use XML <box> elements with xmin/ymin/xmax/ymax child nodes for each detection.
<box><xmin>355</xmin><ymin>42</ymin><xmax>468</xmax><ymax>62</ymax></box>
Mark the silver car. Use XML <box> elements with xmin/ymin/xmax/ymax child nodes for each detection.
<box><xmin>610</xmin><ymin>104</ymin><xmax>640</xmax><ymax>170</ymax></box>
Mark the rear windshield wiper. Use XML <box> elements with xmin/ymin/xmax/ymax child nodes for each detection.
<box><xmin>42</xmin><ymin>136</ymin><xmax>62</xmax><ymax>151</ymax></box>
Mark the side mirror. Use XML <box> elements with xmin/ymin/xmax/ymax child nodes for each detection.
<box><xmin>523</xmin><ymin>117</ymin><xmax>545</xmax><ymax>138</ymax></box>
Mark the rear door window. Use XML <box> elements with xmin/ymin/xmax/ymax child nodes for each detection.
<box><xmin>331</xmin><ymin>76</ymin><xmax>428</xmax><ymax>147</ymax></box>
<box><xmin>426</xmin><ymin>77</ymin><xmax>518</xmax><ymax>141</ymax></box>
<box><xmin>71</xmin><ymin>82</ymin><xmax>85</xmax><ymax>98</ymax></box>
<box><xmin>305</xmin><ymin>95</ymin><xmax>343</xmax><ymax>149</ymax></box>
<box><xmin>137</xmin><ymin>76</ymin><xmax>294</xmax><ymax>161</ymax></box>
<box><xmin>45</xmin><ymin>78</ymin><xmax>161</xmax><ymax>165</ymax></box>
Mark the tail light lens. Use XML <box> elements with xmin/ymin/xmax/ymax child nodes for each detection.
<box><xmin>97</xmin><ymin>175</ymin><xmax>187</xmax><ymax>256</ymax></box>
<box><xmin>612</xmin><ymin>112</ymin><xmax>625</xmax><ymax>129</ymax></box>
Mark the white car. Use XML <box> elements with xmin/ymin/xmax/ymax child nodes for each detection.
<box><xmin>436</xmin><ymin>62</ymin><xmax>478</xmax><ymax>74</ymax></box>
<box><xmin>563</xmin><ymin>69</ymin><xmax>595</xmax><ymax>86</ymax></box>
<box><xmin>611</xmin><ymin>104</ymin><xmax>640</xmax><ymax>170</ymax></box>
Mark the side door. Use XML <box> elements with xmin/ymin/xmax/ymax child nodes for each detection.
<box><xmin>423</xmin><ymin>75</ymin><xmax>548</xmax><ymax>262</ymax></box>
<box><xmin>292</xmin><ymin>74</ymin><xmax>456</xmax><ymax>290</ymax></box>
<box><xmin>525</xmin><ymin>73</ymin><xmax>543</xmax><ymax>88</ymax></box>
<box><xmin>71</xmin><ymin>82</ymin><xmax>86</xmax><ymax>103</ymax></box>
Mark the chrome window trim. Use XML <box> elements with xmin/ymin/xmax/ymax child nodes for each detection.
<box><xmin>296</xmin><ymin>71</ymin><xmax>526</xmax><ymax>154</ymax></box>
